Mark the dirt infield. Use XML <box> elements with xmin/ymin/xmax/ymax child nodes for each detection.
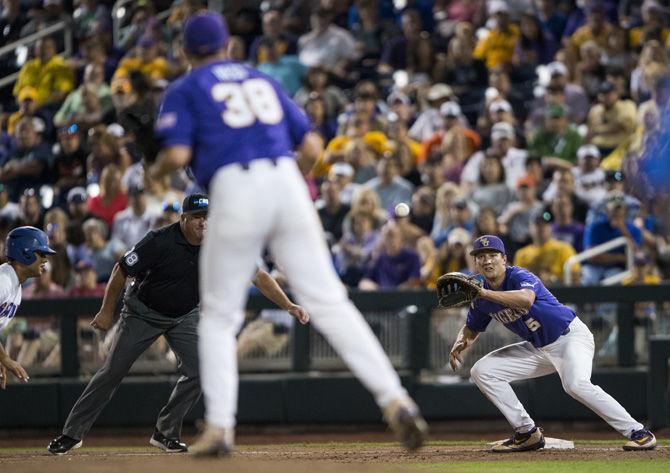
<box><xmin>1</xmin><ymin>442</ymin><xmax>669</xmax><ymax>473</ymax></box>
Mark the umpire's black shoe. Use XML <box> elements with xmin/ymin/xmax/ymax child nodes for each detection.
<box><xmin>150</xmin><ymin>429</ymin><xmax>188</xmax><ymax>453</ymax></box>
<box><xmin>47</xmin><ymin>434</ymin><xmax>83</xmax><ymax>455</ymax></box>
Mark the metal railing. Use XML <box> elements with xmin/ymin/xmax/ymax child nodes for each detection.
<box><xmin>0</xmin><ymin>20</ymin><xmax>73</xmax><ymax>90</ymax></box>
<box><xmin>563</xmin><ymin>236</ymin><xmax>634</xmax><ymax>285</ymax></box>
<box><xmin>4</xmin><ymin>284</ymin><xmax>669</xmax><ymax>379</ymax></box>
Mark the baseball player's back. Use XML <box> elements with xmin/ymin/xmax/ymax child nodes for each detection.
<box><xmin>156</xmin><ymin>60</ymin><xmax>309</xmax><ymax>190</ymax></box>
<box><xmin>152</xmin><ymin>11</ymin><xmax>427</xmax><ymax>457</ymax></box>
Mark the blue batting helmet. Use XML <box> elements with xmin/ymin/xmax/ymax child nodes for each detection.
<box><xmin>6</xmin><ymin>226</ymin><xmax>57</xmax><ymax>265</ymax></box>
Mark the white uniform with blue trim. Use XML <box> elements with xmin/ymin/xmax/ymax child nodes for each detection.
<box><xmin>0</xmin><ymin>263</ymin><xmax>22</xmax><ymax>331</ymax></box>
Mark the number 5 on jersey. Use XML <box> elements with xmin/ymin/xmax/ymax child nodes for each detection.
<box><xmin>524</xmin><ymin>317</ymin><xmax>541</xmax><ymax>332</ymax></box>
<box><xmin>211</xmin><ymin>78</ymin><xmax>284</xmax><ymax>128</ymax></box>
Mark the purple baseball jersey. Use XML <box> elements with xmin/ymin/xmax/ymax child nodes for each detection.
<box><xmin>466</xmin><ymin>266</ymin><xmax>575</xmax><ymax>347</ymax></box>
<box><xmin>155</xmin><ymin>60</ymin><xmax>312</xmax><ymax>190</ymax></box>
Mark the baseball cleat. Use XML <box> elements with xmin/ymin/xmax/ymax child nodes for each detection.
<box><xmin>491</xmin><ymin>426</ymin><xmax>545</xmax><ymax>453</ymax></box>
<box><xmin>47</xmin><ymin>434</ymin><xmax>82</xmax><ymax>455</ymax></box>
<box><xmin>189</xmin><ymin>423</ymin><xmax>233</xmax><ymax>458</ymax></box>
<box><xmin>150</xmin><ymin>428</ymin><xmax>188</xmax><ymax>453</ymax></box>
<box><xmin>623</xmin><ymin>429</ymin><xmax>657</xmax><ymax>451</ymax></box>
<box><xmin>383</xmin><ymin>397</ymin><xmax>429</xmax><ymax>452</ymax></box>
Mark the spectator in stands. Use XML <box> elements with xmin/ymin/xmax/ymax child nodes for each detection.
<box><xmin>364</xmin><ymin>154</ymin><xmax>413</xmax><ymax>212</ymax></box>
<box><xmin>499</xmin><ymin>174</ymin><xmax>545</xmax><ymax>256</ymax></box>
<box><xmin>572</xmin><ymin>144</ymin><xmax>607</xmax><ymax>204</ymax></box>
<box><xmin>435</xmin><ymin>33</ymin><xmax>488</xmax><ymax>117</ymax></box>
<box><xmin>542</xmin><ymin>168</ymin><xmax>589</xmax><ymax>223</ymax></box>
<box><xmin>65</xmin><ymin>187</ymin><xmax>92</xmax><ymax>224</ymax></box>
<box><xmin>359</xmin><ymin>221</ymin><xmax>421</xmax><ymax>290</ymax></box>
<box><xmin>551</xmin><ymin>194</ymin><xmax>584</xmax><ymax>252</ymax></box>
<box><xmin>317</xmin><ymin>179</ymin><xmax>350</xmax><ymax>245</ymax></box>
<box><xmin>13</xmin><ymin>35</ymin><xmax>74</xmax><ymax>108</ymax></box>
<box><xmin>52</xmin><ymin>123</ymin><xmax>87</xmax><ymax>207</ymax></box>
<box><xmin>7</xmin><ymin>87</ymin><xmax>40</xmax><ymax>135</ymax></box>
<box><xmin>80</xmin><ymin>218</ymin><xmax>124</xmax><ymax>283</ymax></box>
<box><xmin>114</xmin><ymin>37</ymin><xmax>169</xmax><ymax>83</ymax></box>
<box><xmin>473</xmin><ymin>1</ymin><xmax>519</xmax><ymax>70</ymax></box>
<box><xmin>514</xmin><ymin>210</ymin><xmax>579</xmax><ymax>285</ymax></box>
<box><xmin>630</xmin><ymin>40</ymin><xmax>669</xmax><ymax>105</ymax></box>
<box><xmin>294</xmin><ymin>66</ymin><xmax>347</xmax><ymax>119</ymax></box>
<box><xmin>515</xmin><ymin>12</ymin><xmax>558</xmax><ymax>66</ymax></box>
<box><xmin>409</xmin><ymin>83</ymin><xmax>455</xmax><ymax>142</ymax></box>
<box><xmin>110</xmin><ymin>184</ymin><xmax>155</xmax><ymax>251</ymax></box>
<box><xmin>328</xmin><ymin>162</ymin><xmax>359</xmax><ymax>206</ymax></box>
<box><xmin>22</xmin><ymin>260</ymin><xmax>66</xmax><ymax>299</ymax></box>
<box><xmin>574</xmin><ymin>40</ymin><xmax>606</xmax><ymax>100</ymax></box>
<box><xmin>529</xmin><ymin>104</ymin><xmax>582</xmax><ymax>168</ymax></box>
<box><xmin>54</xmin><ymin>62</ymin><xmax>112</xmax><ymax>129</ymax></box>
<box><xmin>540</xmin><ymin>61</ymin><xmax>590</xmax><ymax>124</ymax></box>
<box><xmin>21</xmin><ymin>0</ymin><xmax>70</xmax><ymax>41</ymax></box>
<box><xmin>378</xmin><ymin>8</ymin><xmax>433</xmax><ymax>76</ymax></box>
<box><xmin>566</xmin><ymin>2</ymin><xmax>612</xmax><ymax>63</ymax></box>
<box><xmin>433</xmin><ymin>198</ymin><xmax>475</xmax><ymax>248</ymax></box>
<box><xmin>535</xmin><ymin>0</ymin><xmax>568</xmax><ymax>42</ymax></box>
<box><xmin>72</xmin><ymin>0</ymin><xmax>110</xmax><ymax>41</ymax></box>
<box><xmin>86</xmin><ymin>127</ymin><xmax>130</xmax><ymax>182</ymax></box>
<box><xmin>0</xmin><ymin>0</ymin><xmax>26</xmax><ymax>45</ymax></box>
<box><xmin>154</xmin><ymin>200</ymin><xmax>180</xmax><ymax>228</ymax></box>
<box><xmin>17</xmin><ymin>187</ymin><xmax>43</xmax><ymax>228</ymax></box>
<box><xmin>427</xmin><ymin>227</ymin><xmax>473</xmax><ymax>288</ymax></box>
<box><xmin>470</xmin><ymin>154</ymin><xmax>515</xmax><ymax>216</ymax></box>
<box><xmin>586</xmin><ymin>81</ymin><xmax>637</xmax><ymax>155</ymax></box>
<box><xmin>333</xmin><ymin>210</ymin><xmax>379</xmax><ymax>287</ymax></box>
<box><xmin>409</xmin><ymin>186</ymin><xmax>436</xmax><ymax>235</ymax></box>
<box><xmin>298</xmin><ymin>7</ymin><xmax>358</xmax><ymax>78</ymax></box>
<box><xmin>303</xmin><ymin>94</ymin><xmax>336</xmax><ymax>142</ymax></box>
<box><xmin>582</xmin><ymin>195</ymin><xmax>642</xmax><ymax>284</ymax></box>
<box><xmin>431</xmin><ymin>182</ymin><xmax>462</xmax><ymax>242</ymax></box>
<box><xmin>87</xmin><ymin>163</ymin><xmax>127</xmax><ymax>228</ymax></box>
<box><xmin>349</xmin><ymin>0</ymin><xmax>393</xmax><ymax>78</ymax></box>
<box><xmin>0</xmin><ymin>182</ymin><xmax>19</xmax><ymax>221</ymax></box>
<box><xmin>68</xmin><ymin>259</ymin><xmax>105</xmax><ymax>297</ymax></box>
<box><xmin>118</xmin><ymin>2</ymin><xmax>156</xmax><ymax>51</ymax></box>
<box><xmin>249</xmin><ymin>8</ymin><xmax>298</xmax><ymax>65</ymax></box>
<box><xmin>256</xmin><ymin>37</ymin><xmax>305</xmax><ymax>96</ymax></box>
<box><xmin>0</xmin><ymin>116</ymin><xmax>52</xmax><ymax>201</ymax></box>
<box><xmin>628</xmin><ymin>0</ymin><xmax>670</xmax><ymax>50</ymax></box>
<box><xmin>337</xmin><ymin>81</ymin><xmax>387</xmax><ymax>135</ymax></box>
<box><xmin>462</xmin><ymin>122</ymin><xmax>526</xmax><ymax>194</ymax></box>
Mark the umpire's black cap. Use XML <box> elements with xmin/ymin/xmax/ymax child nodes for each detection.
<box><xmin>182</xmin><ymin>194</ymin><xmax>209</xmax><ymax>216</ymax></box>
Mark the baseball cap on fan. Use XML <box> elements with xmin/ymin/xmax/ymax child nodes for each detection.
<box><xmin>470</xmin><ymin>235</ymin><xmax>506</xmax><ymax>256</ymax></box>
<box><xmin>183</xmin><ymin>12</ymin><xmax>230</xmax><ymax>57</ymax></box>
<box><xmin>182</xmin><ymin>194</ymin><xmax>209</xmax><ymax>215</ymax></box>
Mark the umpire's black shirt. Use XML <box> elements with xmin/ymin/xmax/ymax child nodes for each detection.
<box><xmin>119</xmin><ymin>222</ymin><xmax>199</xmax><ymax>317</ymax></box>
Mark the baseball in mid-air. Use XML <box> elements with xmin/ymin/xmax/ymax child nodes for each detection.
<box><xmin>395</xmin><ymin>203</ymin><xmax>410</xmax><ymax>218</ymax></box>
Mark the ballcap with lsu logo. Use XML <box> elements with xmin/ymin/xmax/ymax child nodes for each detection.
<box><xmin>470</xmin><ymin>235</ymin><xmax>506</xmax><ymax>256</ymax></box>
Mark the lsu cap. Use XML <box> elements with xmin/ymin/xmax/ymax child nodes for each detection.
<box><xmin>470</xmin><ymin>235</ymin><xmax>506</xmax><ymax>256</ymax></box>
<box><xmin>183</xmin><ymin>12</ymin><xmax>230</xmax><ymax>57</ymax></box>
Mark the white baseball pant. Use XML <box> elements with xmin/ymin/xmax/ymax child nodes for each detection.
<box><xmin>470</xmin><ymin>317</ymin><xmax>643</xmax><ymax>437</ymax></box>
<box><xmin>199</xmin><ymin>158</ymin><xmax>407</xmax><ymax>429</ymax></box>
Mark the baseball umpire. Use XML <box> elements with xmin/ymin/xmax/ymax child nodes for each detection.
<box><xmin>48</xmin><ymin>194</ymin><xmax>309</xmax><ymax>455</ymax></box>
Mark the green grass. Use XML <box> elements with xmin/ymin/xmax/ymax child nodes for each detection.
<box><xmin>410</xmin><ymin>460</ymin><xmax>670</xmax><ymax>473</ymax></box>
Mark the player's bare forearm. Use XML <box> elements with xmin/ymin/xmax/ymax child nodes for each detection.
<box><xmin>449</xmin><ymin>325</ymin><xmax>479</xmax><ymax>370</ymax></box>
<box><xmin>252</xmin><ymin>270</ymin><xmax>310</xmax><ymax>324</ymax></box>
<box><xmin>151</xmin><ymin>145</ymin><xmax>192</xmax><ymax>179</ymax></box>
<box><xmin>100</xmin><ymin>264</ymin><xmax>126</xmax><ymax>313</ymax></box>
<box><xmin>252</xmin><ymin>270</ymin><xmax>294</xmax><ymax>311</ymax></box>
<box><xmin>479</xmin><ymin>288</ymin><xmax>536</xmax><ymax>311</ymax></box>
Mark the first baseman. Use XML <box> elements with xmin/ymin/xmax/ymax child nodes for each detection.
<box><xmin>0</xmin><ymin>227</ymin><xmax>56</xmax><ymax>388</ymax></box>
<box><xmin>48</xmin><ymin>194</ymin><xmax>309</xmax><ymax>455</ymax></box>
<box><xmin>150</xmin><ymin>11</ymin><xmax>427</xmax><ymax>457</ymax></box>
<box><xmin>449</xmin><ymin>235</ymin><xmax>656</xmax><ymax>452</ymax></box>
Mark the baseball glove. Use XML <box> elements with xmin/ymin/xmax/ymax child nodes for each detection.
<box><xmin>436</xmin><ymin>272</ymin><xmax>483</xmax><ymax>308</ymax></box>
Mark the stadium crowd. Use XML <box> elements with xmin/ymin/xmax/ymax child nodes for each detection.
<box><xmin>0</xmin><ymin>0</ymin><xmax>668</xmax><ymax>304</ymax></box>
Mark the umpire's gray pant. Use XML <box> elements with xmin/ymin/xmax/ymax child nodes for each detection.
<box><xmin>62</xmin><ymin>293</ymin><xmax>200</xmax><ymax>440</ymax></box>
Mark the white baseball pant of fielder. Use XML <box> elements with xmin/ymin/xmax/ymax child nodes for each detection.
<box><xmin>470</xmin><ymin>317</ymin><xmax>644</xmax><ymax>435</ymax></box>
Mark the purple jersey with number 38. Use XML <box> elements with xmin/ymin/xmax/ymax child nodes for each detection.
<box><xmin>155</xmin><ymin>60</ymin><xmax>311</xmax><ymax>190</ymax></box>
<box><xmin>466</xmin><ymin>266</ymin><xmax>575</xmax><ymax>348</ymax></box>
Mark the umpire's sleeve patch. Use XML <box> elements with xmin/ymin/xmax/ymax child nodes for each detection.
<box><xmin>124</xmin><ymin>252</ymin><xmax>139</xmax><ymax>266</ymax></box>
